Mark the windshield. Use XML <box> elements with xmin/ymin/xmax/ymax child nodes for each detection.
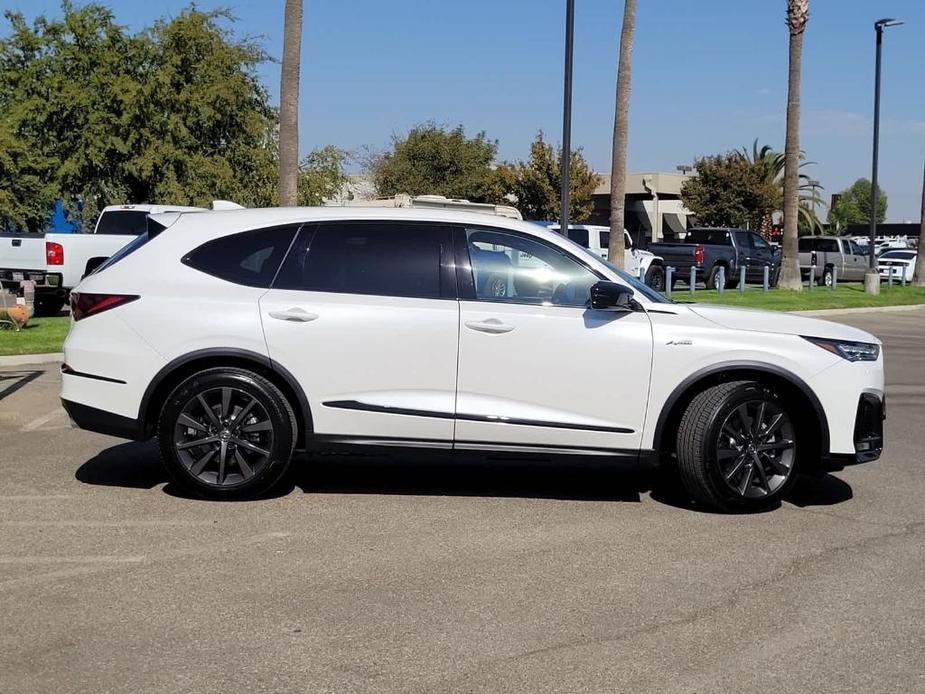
<box><xmin>566</xmin><ymin>239</ymin><xmax>672</xmax><ymax>304</ymax></box>
<box><xmin>881</xmin><ymin>251</ymin><xmax>915</xmax><ymax>260</ymax></box>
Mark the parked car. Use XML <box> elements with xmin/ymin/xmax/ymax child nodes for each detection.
<box><xmin>61</xmin><ymin>207</ymin><xmax>884</xmax><ymax>512</ymax></box>
<box><xmin>0</xmin><ymin>203</ymin><xmax>204</xmax><ymax>315</ymax></box>
<box><xmin>797</xmin><ymin>236</ymin><xmax>869</xmax><ymax>286</ymax></box>
<box><xmin>546</xmin><ymin>224</ymin><xmax>666</xmax><ymax>290</ymax></box>
<box><xmin>649</xmin><ymin>228</ymin><xmax>781</xmax><ymax>289</ymax></box>
<box><xmin>877</xmin><ymin>249</ymin><xmax>917</xmax><ymax>283</ymax></box>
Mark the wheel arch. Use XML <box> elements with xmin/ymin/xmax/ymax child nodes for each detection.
<box><xmin>652</xmin><ymin>361</ymin><xmax>829</xmax><ymax>461</ymax></box>
<box><xmin>139</xmin><ymin>348</ymin><xmax>313</xmax><ymax>446</ymax></box>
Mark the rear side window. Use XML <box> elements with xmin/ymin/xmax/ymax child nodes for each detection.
<box><xmin>183</xmin><ymin>226</ymin><xmax>299</xmax><ymax>288</ymax></box>
<box><xmin>798</xmin><ymin>238</ymin><xmax>815</xmax><ymax>252</ymax></box>
<box><xmin>566</xmin><ymin>228</ymin><xmax>590</xmax><ymax>248</ymax></box>
<box><xmin>95</xmin><ymin>211</ymin><xmax>150</xmax><ymax>235</ymax></box>
<box><xmin>686</xmin><ymin>229</ymin><xmax>731</xmax><ymax>245</ymax></box>
<box><xmin>817</xmin><ymin>239</ymin><xmax>838</xmax><ymax>252</ymax></box>
<box><xmin>599</xmin><ymin>231</ymin><xmax>610</xmax><ymax>248</ymax></box>
<box><xmin>274</xmin><ymin>221</ymin><xmax>452</xmax><ymax>299</ymax></box>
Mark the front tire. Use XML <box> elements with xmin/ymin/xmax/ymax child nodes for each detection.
<box><xmin>157</xmin><ymin>368</ymin><xmax>296</xmax><ymax>499</ymax></box>
<box><xmin>644</xmin><ymin>264</ymin><xmax>666</xmax><ymax>291</ymax></box>
<box><xmin>675</xmin><ymin>381</ymin><xmax>797</xmax><ymax>512</ymax></box>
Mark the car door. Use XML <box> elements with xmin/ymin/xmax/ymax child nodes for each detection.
<box><xmin>846</xmin><ymin>239</ymin><xmax>868</xmax><ymax>280</ymax></box>
<box><xmin>745</xmin><ymin>232</ymin><xmax>775</xmax><ymax>282</ymax></box>
<box><xmin>259</xmin><ymin>220</ymin><xmax>459</xmax><ymax>445</ymax></box>
<box><xmin>453</xmin><ymin>226</ymin><xmax>653</xmax><ymax>455</ymax></box>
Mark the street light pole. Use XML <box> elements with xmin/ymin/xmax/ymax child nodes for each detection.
<box><xmin>559</xmin><ymin>0</ymin><xmax>575</xmax><ymax>235</ymax></box>
<box><xmin>867</xmin><ymin>18</ymin><xmax>903</xmax><ymax>294</ymax></box>
<box><xmin>807</xmin><ymin>179</ymin><xmax>820</xmax><ymax>217</ymax></box>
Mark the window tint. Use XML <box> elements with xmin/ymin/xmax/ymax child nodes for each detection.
<box><xmin>274</xmin><ymin>222</ymin><xmax>450</xmax><ymax>299</ymax></box>
<box><xmin>599</xmin><ymin>231</ymin><xmax>610</xmax><ymax>249</ymax></box>
<box><xmin>734</xmin><ymin>231</ymin><xmax>753</xmax><ymax>249</ymax></box>
<box><xmin>750</xmin><ymin>233</ymin><xmax>770</xmax><ymax>250</ymax></box>
<box><xmin>882</xmin><ymin>250</ymin><xmax>915</xmax><ymax>260</ymax></box>
<box><xmin>798</xmin><ymin>238</ymin><xmax>815</xmax><ymax>252</ymax></box>
<box><xmin>849</xmin><ymin>241</ymin><xmax>866</xmax><ymax>256</ymax></box>
<box><xmin>465</xmin><ymin>228</ymin><xmax>599</xmax><ymax>307</ymax></box>
<box><xmin>95</xmin><ymin>210</ymin><xmax>150</xmax><ymax>235</ymax></box>
<box><xmin>566</xmin><ymin>228</ymin><xmax>590</xmax><ymax>248</ymax></box>
<box><xmin>686</xmin><ymin>229</ymin><xmax>731</xmax><ymax>245</ymax></box>
<box><xmin>817</xmin><ymin>239</ymin><xmax>838</xmax><ymax>252</ymax></box>
<box><xmin>183</xmin><ymin>226</ymin><xmax>298</xmax><ymax>287</ymax></box>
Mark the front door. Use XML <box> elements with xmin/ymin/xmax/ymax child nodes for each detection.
<box><xmin>260</xmin><ymin>221</ymin><xmax>459</xmax><ymax>445</ymax></box>
<box><xmin>453</xmin><ymin>226</ymin><xmax>653</xmax><ymax>455</ymax></box>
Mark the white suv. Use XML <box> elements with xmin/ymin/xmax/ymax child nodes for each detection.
<box><xmin>61</xmin><ymin>208</ymin><xmax>885</xmax><ymax>511</ymax></box>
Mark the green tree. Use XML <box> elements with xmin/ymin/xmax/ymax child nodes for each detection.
<box><xmin>497</xmin><ymin>132</ymin><xmax>599</xmax><ymax>221</ymax></box>
<box><xmin>827</xmin><ymin>178</ymin><xmax>887</xmax><ymax>230</ymax></box>
<box><xmin>680</xmin><ymin>152</ymin><xmax>780</xmax><ymax>229</ymax></box>
<box><xmin>0</xmin><ymin>120</ymin><xmax>56</xmax><ymax>232</ymax></box>
<box><xmin>0</xmin><ymin>3</ymin><xmax>281</xmax><ymax>229</ymax></box>
<box><xmin>370</xmin><ymin>122</ymin><xmax>500</xmax><ymax>201</ymax></box>
<box><xmin>297</xmin><ymin>145</ymin><xmax>349</xmax><ymax>206</ymax></box>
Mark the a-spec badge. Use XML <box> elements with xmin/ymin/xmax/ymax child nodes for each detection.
<box><xmin>665</xmin><ymin>339</ymin><xmax>693</xmax><ymax>346</ymax></box>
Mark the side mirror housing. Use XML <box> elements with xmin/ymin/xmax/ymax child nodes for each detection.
<box><xmin>589</xmin><ymin>281</ymin><xmax>635</xmax><ymax>311</ymax></box>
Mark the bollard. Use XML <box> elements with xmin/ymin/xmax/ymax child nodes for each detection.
<box><xmin>690</xmin><ymin>266</ymin><xmax>697</xmax><ymax>295</ymax></box>
<box><xmin>666</xmin><ymin>266</ymin><xmax>674</xmax><ymax>298</ymax></box>
<box><xmin>888</xmin><ymin>266</ymin><xmax>894</xmax><ymax>288</ymax></box>
<box><xmin>809</xmin><ymin>264</ymin><xmax>815</xmax><ymax>291</ymax></box>
<box><xmin>832</xmin><ymin>265</ymin><xmax>838</xmax><ymax>290</ymax></box>
<box><xmin>763</xmin><ymin>265</ymin><xmax>769</xmax><ymax>292</ymax></box>
<box><xmin>739</xmin><ymin>265</ymin><xmax>746</xmax><ymax>293</ymax></box>
<box><xmin>902</xmin><ymin>267</ymin><xmax>907</xmax><ymax>287</ymax></box>
<box><xmin>717</xmin><ymin>266</ymin><xmax>725</xmax><ymax>294</ymax></box>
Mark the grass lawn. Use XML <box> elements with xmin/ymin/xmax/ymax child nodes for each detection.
<box><xmin>0</xmin><ymin>315</ymin><xmax>71</xmax><ymax>356</ymax></box>
<box><xmin>671</xmin><ymin>283</ymin><xmax>925</xmax><ymax>311</ymax></box>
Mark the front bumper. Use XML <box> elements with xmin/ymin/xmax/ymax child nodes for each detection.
<box><xmin>819</xmin><ymin>392</ymin><xmax>884</xmax><ymax>471</ymax></box>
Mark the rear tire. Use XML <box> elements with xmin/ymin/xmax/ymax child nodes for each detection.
<box><xmin>823</xmin><ymin>266</ymin><xmax>834</xmax><ymax>287</ymax></box>
<box><xmin>157</xmin><ymin>367</ymin><xmax>296</xmax><ymax>500</ymax></box>
<box><xmin>707</xmin><ymin>265</ymin><xmax>727</xmax><ymax>291</ymax></box>
<box><xmin>35</xmin><ymin>295</ymin><xmax>65</xmax><ymax>317</ymax></box>
<box><xmin>675</xmin><ymin>381</ymin><xmax>798</xmax><ymax>512</ymax></box>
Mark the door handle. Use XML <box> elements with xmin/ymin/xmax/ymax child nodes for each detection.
<box><xmin>465</xmin><ymin>318</ymin><xmax>515</xmax><ymax>334</ymax></box>
<box><xmin>268</xmin><ymin>308</ymin><xmax>319</xmax><ymax>322</ymax></box>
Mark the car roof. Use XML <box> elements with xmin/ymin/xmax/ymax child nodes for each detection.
<box><xmin>101</xmin><ymin>204</ymin><xmax>205</xmax><ymax>214</ymax></box>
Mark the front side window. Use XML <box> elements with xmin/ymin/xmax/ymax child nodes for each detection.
<box><xmin>274</xmin><ymin>221</ymin><xmax>451</xmax><ymax>299</ymax></box>
<box><xmin>183</xmin><ymin>225</ymin><xmax>299</xmax><ymax>287</ymax></box>
<box><xmin>464</xmin><ymin>228</ymin><xmax>599</xmax><ymax>307</ymax></box>
<box><xmin>849</xmin><ymin>241</ymin><xmax>867</xmax><ymax>256</ymax></box>
<box><xmin>750</xmin><ymin>233</ymin><xmax>771</xmax><ymax>250</ymax></box>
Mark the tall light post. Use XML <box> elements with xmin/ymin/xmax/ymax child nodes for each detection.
<box><xmin>807</xmin><ymin>179</ymin><xmax>820</xmax><ymax>216</ymax></box>
<box><xmin>559</xmin><ymin>0</ymin><xmax>575</xmax><ymax>234</ymax></box>
<box><xmin>866</xmin><ymin>17</ymin><xmax>903</xmax><ymax>294</ymax></box>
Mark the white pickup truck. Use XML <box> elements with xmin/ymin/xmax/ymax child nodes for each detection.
<box><xmin>547</xmin><ymin>224</ymin><xmax>667</xmax><ymax>290</ymax></box>
<box><xmin>0</xmin><ymin>204</ymin><xmax>203</xmax><ymax>314</ymax></box>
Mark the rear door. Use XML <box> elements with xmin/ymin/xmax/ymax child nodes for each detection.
<box><xmin>259</xmin><ymin>220</ymin><xmax>460</xmax><ymax>445</ymax></box>
<box><xmin>744</xmin><ymin>232</ymin><xmax>775</xmax><ymax>282</ymax></box>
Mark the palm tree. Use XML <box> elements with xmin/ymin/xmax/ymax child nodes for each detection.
<box><xmin>915</xmin><ymin>160</ymin><xmax>925</xmax><ymax>286</ymax></box>
<box><xmin>780</xmin><ymin>0</ymin><xmax>809</xmax><ymax>290</ymax></box>
<box><xmin>737</xmin><ymin>139</ymin><xmax>824</xmax><ymax>236</ymax></box>
<box><xmin>607</xmin><ymin>0</ymin><xmax>636</xmax><ymax>268</ymax></box>
<box><xmin>278</xmin><ymin>0</ymin><xmax>303</xmax><ymax>206</ymax></box>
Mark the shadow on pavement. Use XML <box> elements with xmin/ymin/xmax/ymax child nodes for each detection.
<box><xmin>0</xmin><ymin>369</ymin><xmax>42</xmax><ymax>402</ymax></box>
<box><xmin>75</xmin><ymin>442</ymin><xmax>854</xmax><ymax>509</ymax></box>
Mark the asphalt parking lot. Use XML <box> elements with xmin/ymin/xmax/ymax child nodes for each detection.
<box><xmin>1</xmin><ymin>309</ymin><xmax>923</xmax><ymax>694</ymax></box>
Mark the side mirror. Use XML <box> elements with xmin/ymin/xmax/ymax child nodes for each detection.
<box><xmin>589</xmin><ymin>281</ymin><xmax>635</xmax><ymax>311</ymax></box>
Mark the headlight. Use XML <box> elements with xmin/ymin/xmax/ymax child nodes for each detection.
<box><xmin>803</xmin><ymin>336</ymin><xmax>880</xmax><ymax>362</ymax></box>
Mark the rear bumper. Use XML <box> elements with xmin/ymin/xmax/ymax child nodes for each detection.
<box><xmin>0</xmin><ymin>269</ymin><xmax>63</xmax><ymax>291</ymax></box>
<box><xmin>61</xmin><ymin>398</ymin><xmax>145</xmax><ymax>440</ymax></box>
<box><xmin>818</xmin><ymin>393</ymin><xmax>884</xmax><ymax>471</ymax></box>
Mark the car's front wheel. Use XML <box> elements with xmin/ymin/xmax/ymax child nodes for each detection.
<box><xmin>676</xmin><ymin>381</ymin><xmax>797</xmax><ymax>512</ymax></box>
<box><xmin>157</xmin><ymin>368</ymin><xmax>296</xmax><ymax>499</ymax></box>
<box><xmin>644</xmin><ymin>264</ymin><xmax>665</xmax><ymax>291</ymax></box>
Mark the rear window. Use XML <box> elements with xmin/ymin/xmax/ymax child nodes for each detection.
<box><xmin>94</xmin><ymin>210</ymin><xmax>150</xmax><ymax>235</ymax></box>
<box><xmin>685</xmin><ymin>229</ymin><xmax>731</xmax><ymax>245</ymax></box>
<box><xmin>183</xmin><ymin>226</ymin><xmax>299</xmax><ymax>288</ymax></box>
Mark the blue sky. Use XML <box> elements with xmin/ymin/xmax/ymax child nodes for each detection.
<box><xmin>4</xmin><ymin>0</ymin><xmax>924</xmax><ymax>220</ymax></box>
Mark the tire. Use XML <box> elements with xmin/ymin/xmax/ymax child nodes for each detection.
<box><xmin>484</xmin><ymin>274</ymin><xmax>508</xmax><ymax>298</ymax></box>
<box><xmin>707</xmin><ymin>265</ymin><xmax>727</xmax><ymax>291</ymax></box>
<box><xmin>644</xmin><ymin>264</ymin><xmax>666</xmax><ymax>291</ymax></box>
<box><xmin>157</xmin><ymin>367</ymin><xmax>297</xmax><ymax>500</ymax></box>
<box><xmin>675</xmin><ymin>381</ymin><xmax>798</xmax><ymax>512</ymax></box>
<box><xmin>822</xmin><ymin>266</ymin><xmax>834</xmax><ymax>287</ymax></box>
<box><xmin>35</xmin><ymin>295</ymin><xmax>66</xmax><ymax>317</ymax></box>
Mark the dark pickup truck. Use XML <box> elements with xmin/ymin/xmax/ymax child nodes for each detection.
<box><xmin>649</xmin><ymin>228</ymin><xmax>781</xmax><ymax>289</ymax></box>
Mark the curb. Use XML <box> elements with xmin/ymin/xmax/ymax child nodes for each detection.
<box><xmin>0</xmin><ymin>352</ymin><xmax>63</xmax><ymax>368</ymax></box>
<box><xmin>793</xmin><ymin>304</ymin><xmax>925</xmax><ymax>317</ymax></box>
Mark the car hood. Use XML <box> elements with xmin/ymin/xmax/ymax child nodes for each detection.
<box><xmin>686</xmin><ymin>304</ymin><xmax>880</xmax><ymax>344</ymax></box>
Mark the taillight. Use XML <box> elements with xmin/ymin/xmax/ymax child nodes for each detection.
<box><xmin>46</xmin><ymin>241</ymin><xmax>64</xmax><ymax>266</ymax></box>
<box><xmin>694</xmin><ymin>243</ymin><xmax>704</xmax><ymax>265</ymax></box>
<box><xmin>70</xmin><ymin>293</ymin><xmax>139</xmax><ymax>321</ymax></box>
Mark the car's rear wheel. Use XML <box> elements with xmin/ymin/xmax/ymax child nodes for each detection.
<box><xmin>157</xmin><ymin>368</ymin><xmax>296</xmax><ymax>499</ymax></box>
<box><xmin>823</xmin><ymin>266</ymin><xmax>834</xmax><ymax>287</ymax></box>
<box><xmin>34</xmin><ymin>295</ymin><xmax>66</xmax><ymax>317</ymax></box>
<box><xmin>676</xmin><ymin>381</ymin><xmax>797</xmax><ymax>512</ymax></box>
